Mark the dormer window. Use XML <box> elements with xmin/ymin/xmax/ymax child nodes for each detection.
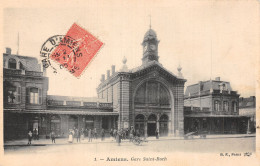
<box><xmin>8</xmin><ymin>58</ymin><xmax>17</xmax><ymax>69</ymax></box>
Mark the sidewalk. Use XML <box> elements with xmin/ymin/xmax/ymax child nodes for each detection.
<box><xmin>4</xmin><ymin>134</ymin><xmax>255</xmax><ymax>147</ymax></box>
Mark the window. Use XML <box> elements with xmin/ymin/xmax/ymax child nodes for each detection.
<box><xmin>26</xmin><ymin>87</ymin><xmax>42</xmax><ymax>104</ymax></box>
<box><xmin>8</xmin><ymin>58</ymin><xmax>17</xmax><ymax>69</ymax></box>
<box><xmin>7</xmin><ymin>86</ymin><xmax>21</xmax><ymax>103</ymax></box>
<box><xmin>232</xmin><ymin>102</ymin><xmax>237</xmax><ymax>113</ymax></box>
<box><xmin>223</xmin><ymin>101</ymin><xmax>229</xmax><ymax>111</ymax></box>
<box><xmin>214</xmin><ymin>101</ymin><xmax>220</xmax><ymax>111</ymax></box>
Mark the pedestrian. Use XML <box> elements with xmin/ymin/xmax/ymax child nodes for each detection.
<box><xmin>51</xmin><ymin>130</ymin><xmax>56</xmax><ymax>143</ymax></box>
<box><xmin>101</xmin><ymin>128</ymin><xmax>105</xmax><ymax>141</ymax></box>
<box><xmin>88</xmin><ymin>129</ymin><xmax>92</xmax><ymax>142</ymax></box>
<box><xmin>27</xmin><ymin>131</ymin><xmax>32</xmax><ymax>145</ymax></box>
<box><xmin>80</xmin><ymin>128</ymin><xmax>84</xmax><ymax>140</ymax></box>
<box><xmin>33</xmin><ymin>128</ymin><xmax>37</xmax><ymax>140</ymax></box>
<box><xmin>129</xmin><ymin>127</ymin><xmax>135</xmax><ymax>142</ymax></box>
<box><xmin>155</xmin><ymin>128</ymin><xmax>159</xmax><ymax>139</ymax></box>
<box><xmin>110</xmin><ymin>128</ymin><xmax>113</xmax><ymax>138</ymax></box>
<box><xmin>68</xmin><ymin>130</ymin><xmax>73</xmax><ymax>143</ymax></box>
<box><xmin>93</xmin><ymin>128</ymin><xmax>97</xmax><ymax>139</ymax></box>
<box><xmin>116</xmin><ymin>129</ymin><xmax>122</xmax><ymax>146</ymax></box>
<box><xmin>113</xmin><ymin>129</ymin><xmax>117</xmax><ymax>140</ymax></box>
<box><xmin>76</xmin><ymin>129</ymin><xmax>80</xmax><ymax>143</ymax></box>
<box><xmin>136</xmin><ymin>129</ymin><xmax>140</xmax><ymax>137</ymax></box>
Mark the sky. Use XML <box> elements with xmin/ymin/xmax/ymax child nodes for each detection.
<box><xmin>3</xmin><ymin>1</ymin><xmax>259</xmax><ymax>98</ymax></box>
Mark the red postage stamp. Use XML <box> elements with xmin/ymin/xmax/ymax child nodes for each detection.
<box><xmin>49</xmin><ymin>23</ymin><xmax>103</xmax><ymax>77</ymax></box>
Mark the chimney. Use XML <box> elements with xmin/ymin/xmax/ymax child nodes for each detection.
<box><xmin>215</xmin><ymin>77</ymin><xmax>220</xmax><ymax>81</ymax></box>
<box><xmin>111</xmin><ymin>65</ymin><xmax>115</xmax><ymax>75</ymax></box>
<box><xmin>101</xmin><ymin>74</ymin><xmax>105</xmax><ymax>82</ymax></box>
<box><xmin>6</xmin><ymin>47</ymin><xmax>11</xmax><ymax>54</ymax></box>
<box><xmin>107</xmin><ymin>70</ymin><xmax>110</xmax><ymax>79</ymax></box>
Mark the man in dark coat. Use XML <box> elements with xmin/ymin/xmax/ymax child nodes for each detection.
<box><xmin>101</xmin><ymin>128</ymin><xmax>105</xmax><ymax>141</ymax></box>
<box><xmin>51</xmin><ymin>131</ymin><xmax>56</xmax><ymax>143</ymax></box>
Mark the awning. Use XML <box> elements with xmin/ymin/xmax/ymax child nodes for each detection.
<box><xmin>4</xmin><ymin>109</ymin><xmax>119</xmax><ymax>116</ymax></box>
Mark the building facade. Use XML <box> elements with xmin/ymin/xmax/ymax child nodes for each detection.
<box><xmin>184</xmin><ymin>77</ymin><xmax>250</xmax><ymax>134</ymax></box>
<box><xmin>4</xmin><ymin>27</ymin><xmax>186</xmax><ymax>140</ymax></box>
<box><xmin>3</xmin><ymin>49</ymin><xmax>49</xmax><ymax>139</ymax></box>
<box><xmin>96</xmin><ymin>28</ymin><xmax>186</xmax><ymax>137</ymax></box>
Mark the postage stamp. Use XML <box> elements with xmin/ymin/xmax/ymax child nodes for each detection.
<box><xmin>40</xmin><ymin>23</ymin><xmax>103</xmax><ymax>77</ymax></box>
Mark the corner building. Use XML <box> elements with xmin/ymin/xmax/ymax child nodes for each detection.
<box><xmin>97</xmin><ymin>28</ymin><xmax>186</xmax><ymax>137</ymax></box>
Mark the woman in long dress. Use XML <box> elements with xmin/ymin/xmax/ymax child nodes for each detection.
<box><xmin>68</xmin><ymin>130</ymin><xmax>73</xmax><ymax>143</ymax></box>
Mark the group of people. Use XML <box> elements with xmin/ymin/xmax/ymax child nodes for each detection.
<box><xmin>27</xmin><ymin>128</ymin><xmax>39</xmax><ymax>145</ymax></box>
<box><xmin>68</xmin><ymin>127</ymin><xmax>106</xmax><ymax>143</ymax></box>
<box><xmin>27</xmin><ymin>127</ymin><xmax>160</xmax><ymax>145</ymax></box>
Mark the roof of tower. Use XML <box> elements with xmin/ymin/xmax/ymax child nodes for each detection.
<box><xmin>143</xmin><ymin>28</ymin><xmax>157</xmax><ymax>41</ymax></box>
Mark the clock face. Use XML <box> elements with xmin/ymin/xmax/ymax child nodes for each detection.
<box><xmin>150</xmin><ymin>44</ymin><xmax>156</xmax><ymax>51</ymax></box>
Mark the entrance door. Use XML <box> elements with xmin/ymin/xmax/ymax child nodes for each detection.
<box><xmin>147</xmin><ymin>123</ymin><xmax>156</xmax><ymax>136</ymax></box>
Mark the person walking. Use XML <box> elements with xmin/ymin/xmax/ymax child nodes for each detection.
<box><xmin>33</xmin><ymin>128</ymin><xmax>37</xmax><ymax>140</ymax></box>
<box><xmin>101</xmin><ymin>128</ymin><xmax>105</xmax><ymax>141</ymax></box>
<box><xmin>68</xmin><ymin>130</ymin><xmax>73</xmax><ymax>143</ymax></box>
<box><xmin>93</xmin><ymin>128</ymin><xmax>97</xmax><ymax>139</ymax></box>
<box><xmin>110</xmin><ymin>128</ymin><xmax>113</xmax><ymax>139</ymax></box>
<box><xmin>88</xmin><ymin>129</ymin><xmax>92</xmax><ymax>142</ymax></box>
<box><xmin>116</xmin><ymin>129</ymin><xmax>122</xmax><ymax>146</ymax></box>
<box><xmin>51</xmin><ymin>130</ymin><xmax>56</xmax><ymax>143</ymax></box>
<box><xmin>155</xmin><ymin>128</ymin><xmax>159</xmax><ymax>139</ymax></box>
<box><xmin>28</xmin><ymin>131</ymin><xmax>33</xmax><ymax>145</ymax></box>
<box><xmin>129</xmin><ymin>127</ymin><xmax>135</xmax><ymax>142</ymax></box>
<box><xmin>80</xmin><ymin>128</ymin><xmax>84</xmax><ymax>141</ymax></box>
<box><xmin>113</xmin><ymin>129</ymin><xmax>117</xmax><ymax>141</ymax></box>
<box><xmin>76</xmin><ymin>129</ymin><xmax>80</xmax><ymax>143</ymax></box>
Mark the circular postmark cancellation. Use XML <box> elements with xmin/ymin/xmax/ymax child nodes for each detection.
<box><xmin>40</xmin><ymin>35</ymin><xmax>82</xmax><ymax>74</ymax></box>
<box><xmin>40</xmin><ymin>23</ymin><xmax>104</xmax><ymax>77</ymax></box>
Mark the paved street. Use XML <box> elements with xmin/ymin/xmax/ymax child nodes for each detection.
<box><xmin>3</xmin><ymin>136</ymin><xmax>258</xmax><ymax>166</ymax></box>
<box><xmin>4</xmin><ymin>137</ymin><xmax>255</xmax><ymax>154</ymax></box>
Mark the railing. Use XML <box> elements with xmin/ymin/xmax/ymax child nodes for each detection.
<box><xmin>25</xmin><ymin>71</ymin><xmax>43</xmax><ymax>76</ymax></box>
<box><xmin>4</xmin><ymin>68</ymin><xmax>22</xmax><ymax>75</ymax></box>
<box><xmin>4</xmin><ymin>68</ymin><xmax>43</xmax><ymax>77</ymax></box>
<box><xmin>47</xmin><ymin>100</ymin><xmax>113</xmax><ymax>109</ymax></box>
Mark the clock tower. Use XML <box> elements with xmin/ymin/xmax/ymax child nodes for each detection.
<box><xmin>142</xmin><ymin>28</ymin><xmax>159</xmax><ymax>65</ymax></box>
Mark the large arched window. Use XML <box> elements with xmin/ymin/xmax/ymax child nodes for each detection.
<box><xmin>134</xmin><ymin>81</ymin><xmax>170</xmax><ymax>106</ymax></box>
<box><xmin>8</xmin><ymin>58</ymin><xmax>17</xmax><ymax>69</ymax></box>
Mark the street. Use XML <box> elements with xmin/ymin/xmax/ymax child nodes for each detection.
<box><xmin>5</xmin><ymin>137</ymin><xmax>255</xmax><ymax>154</ymax></box>
<box><xmin>2</xmin><ymin>137</ymin><xmax>258</xmax><ymax>166</ymax></box>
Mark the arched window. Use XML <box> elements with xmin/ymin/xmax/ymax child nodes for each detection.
<box><xmin>135</xmin><ymin>114</ymin><xmax>145</xmax><ymax>121</ymax></box>
<box><xmin>148</xmin><ymin>114</ymin><xmax>157</xmax><ymax>122</ymax></box>
<box><xmin>134</xmin><ymin>81</ymin><xmax>170</xmax><ymax>106</ymax></box>
<box><xmin>159</xmin><ymin>114</ymin><xmax>168</xmax><ymax>122</ymax></box>
<box><xmin>8</xmin><ymin>58</ymin><xmax>17</xmax><ymax>69</ymax></box>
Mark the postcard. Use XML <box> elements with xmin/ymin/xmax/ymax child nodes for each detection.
<box><xmin>0</xmin><ymin>0</ymin><xmax>259</xmax><ymax>166</ymax></box>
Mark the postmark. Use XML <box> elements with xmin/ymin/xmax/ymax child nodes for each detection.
<box><xmin>40</xmin><ymin>23</ymin><xmax>103</xmax><ymax>77</ymax></box>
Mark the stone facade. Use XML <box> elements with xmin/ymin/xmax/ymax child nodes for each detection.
<box><xmin>97</xmin><ymin>28</ymin><xmax>186</xmax><ymax>137</ymax></box>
